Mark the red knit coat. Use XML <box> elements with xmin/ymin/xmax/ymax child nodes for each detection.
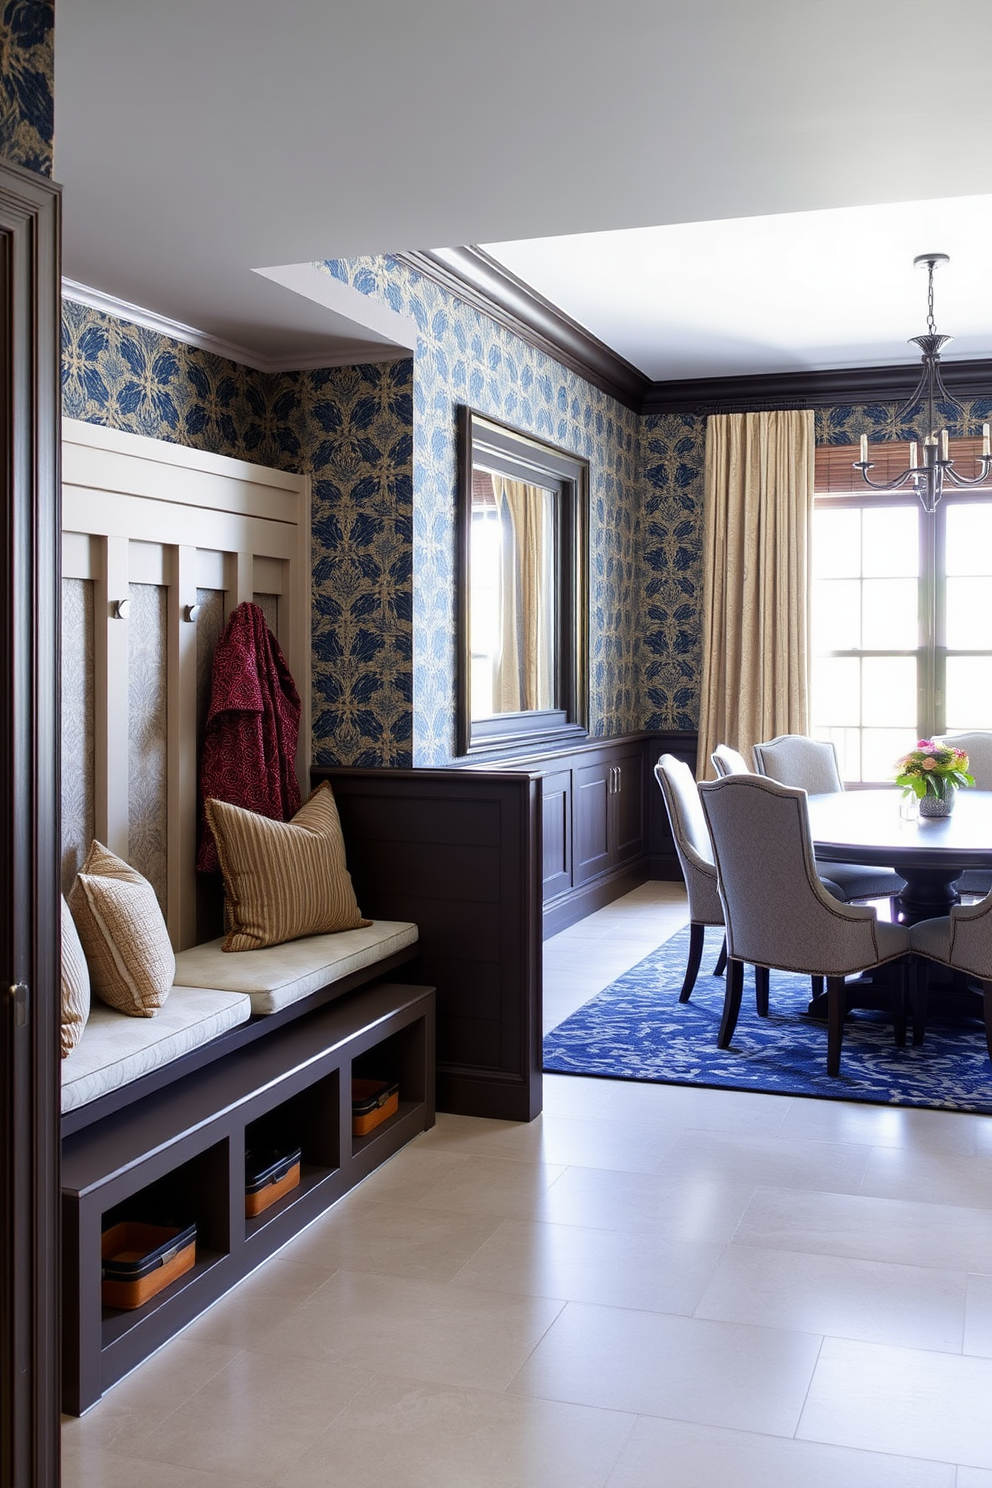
<box><xmin>196</xmin><ymin>602</ymin><xmax>302</xmax><ymax>873</ymax></box>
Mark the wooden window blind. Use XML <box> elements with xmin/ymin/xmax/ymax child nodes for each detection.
<box><xmin>815</xmin><ymin>438</ymin><xmax>989</xmax><ymax>493</ymax></box>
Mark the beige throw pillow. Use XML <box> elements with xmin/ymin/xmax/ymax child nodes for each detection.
<box><xmin>68</xmin><ymin>842</ymin><xmax>175</xmax><ymax>1017</ymax></box>
<box><xmin>60</xmin><ymin>895</ymin><xmax>91</xmax><ymax>1057</ymax></box>
<box><xmin>205</xmin><ymin>783</ymin><xmax>371</xmax><ymax>952</ymax></box>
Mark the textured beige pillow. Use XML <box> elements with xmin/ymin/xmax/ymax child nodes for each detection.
<box><xmin>60</xmin><ymin>895</ymin><xmax>91</xmax><ymax>1057</ymax></box>
<box><xmin>68</xmin><ymin>842</ymin><xmax>175</xmax><ymax>1017</ymax></box>
<box><xmin>205</xmin><ymin>783</ymin><xmax>371</xmax><ymax>952</ymax></box>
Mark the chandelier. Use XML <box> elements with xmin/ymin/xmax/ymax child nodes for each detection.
<box><xmin>855</xmin><ymin>253</ymin><xmax>992</xmax><ymax>513</ymax></box>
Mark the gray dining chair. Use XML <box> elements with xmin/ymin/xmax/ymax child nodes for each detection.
<box><xmin>935</xmin><ymin>733</ymin><xmax>992</xmax><ymax>895</ymax></box>
<box><xmin>711</xmin><ymin>744</ymin><xmax>752</xmax><ymax>777</ymax></box>
<box><xmin>654</xmin><ymin>756</ymin><xmax>728</xmax><ymax>997</ymax></box>
<box><xmin>699</xmin><ymin>774</ymin><xmax>912</xmax><ymax>1075</ymax></box>
<box><xmin>752</xmin><ymin>733</ymin><xmax>906</xmax><ymax>906</ymax></box>
<box><xmin>910</xmin><ymin>890</ymin><xmax>992</xmax><ymax>1059</ymax></box>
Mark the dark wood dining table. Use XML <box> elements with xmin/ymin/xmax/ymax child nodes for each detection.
<box><xmin>807</xmin><ymin>787</ymin><xmax>992</xmax><ymax>925</ymax></box>
<box><xmin>806</xmin><ymin>788</ymin><xmax>992</xmax><ymax>1022</ymax></box>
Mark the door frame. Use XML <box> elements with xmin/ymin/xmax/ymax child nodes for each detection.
<box><xmin>0</xmin><ymin>159</ymin><xmax>62</xmax><ymax>1488</ymax></box>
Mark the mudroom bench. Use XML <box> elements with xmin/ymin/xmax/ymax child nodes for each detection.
<box><xmin>61</xmin><ymin>922</ymin><xmax>435</xmax><ymax>1415</ymax></box>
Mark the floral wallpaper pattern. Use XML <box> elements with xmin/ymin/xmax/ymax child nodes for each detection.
<box><xmin>0</xmin><ymin>0</ymin><xmax>53</xmax><ymax>175</ymax></box>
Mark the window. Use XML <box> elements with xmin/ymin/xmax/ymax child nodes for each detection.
<box><xmin>811</xmin><ymin>439</ymin><xmax>992</xmax><ymax>783</ymax></box>
<box><xmin>456</xmin><ymin>407</ymin><xmax>588</xmax><ymax>756</ymax></box>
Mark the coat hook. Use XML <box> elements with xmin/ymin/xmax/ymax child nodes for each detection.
<box><xmin>113</xmin><ymin>598</ymin><xmax>131</xmax><ymax>620</ymax></box>
<box><xmin>183</xmin><ymin>604</ymin><xmax>201</xmax><ymax>624</ymax></box>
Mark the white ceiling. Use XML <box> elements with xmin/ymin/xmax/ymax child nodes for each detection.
<box><xmin>54</xmin><ymin>0</ymin><xmax>992</xmax><ymax>377</ymax></box>
<box><xmin>483</xmin><ymin>197</ymin><xmax>992</xmax><ymax>381</ymax></box>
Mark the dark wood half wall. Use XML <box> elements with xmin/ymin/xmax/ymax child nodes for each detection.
<box><xmin>315</xmin><ymin>732</ymin><xmax>698</xmax><ymax>1124</ymax></box>
<box><xmin>314</xmin><ymin>767</ymin><xmax>545</xmax><ymax>1123</ymax></box>
<box><xmin>0</xmin><ymin>159</ymin><xmax>62</xmax><ymax>1488</ymax></box>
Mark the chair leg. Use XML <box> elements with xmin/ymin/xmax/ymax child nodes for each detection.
<box><xmin>891</xmin><ymin>960</ymin><xmax>907</xmax><ymax>1048</ymax></box>
<box><xmin>713</xmin><ymin>935</ymin><xmax>727</xmax><ymax>977</ymax></box>
<box><xmin>827</xmin><ymin>975</ymin><xmax>845</xmax><ymax>1076</ymax></box>
<box><xmin>718</xmin><ymin>958</ymin><xmax>745</xmax><ymax>1048</ymax></box>
<box><xmin>679</xmin><ymin>922</ymin><xmax>705</xmax><ymax>1003</ymax></box>
<box><xmin>983</xmin><ymin>980</ymin><xmax>992</xmax><ymax>1063</ymax></box>
<box><xmin>810</xmin><ymin>975</ymin><xmax>824</xmax><ymax>1000</ymax></box>
<box><xmin>754</xmin><ymin>965</ymin><xmax>770</xmax><ymax>1017</ymax></box>
<box><xmin>911</xmin><ymin>958</ymin><xmax>928</xmax><ymax>1046</ymax></box>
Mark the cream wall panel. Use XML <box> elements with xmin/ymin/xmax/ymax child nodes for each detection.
<box><xmin>62</xmin><ymin>420</ymin><xmax>310</xmax><ymax>951</ymax></box>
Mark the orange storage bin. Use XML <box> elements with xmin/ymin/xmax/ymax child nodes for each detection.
<box><xmin>101</xmin><ymin>1221</ymin><xmax>196</xmax><ymax>1310</ymax></box>
<box><xmin>352</xmin><ymin>1078</ymin><xmax>399</xmax><ymax>1136</ymax></box>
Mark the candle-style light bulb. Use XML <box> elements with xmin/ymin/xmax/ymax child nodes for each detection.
<box><xmin>909</xmin><ymin>441</ymin><xmax>918</xmax><ymax>470</ymax></box>
<box><xmin>941</xmin><ymin>429</ymin><xmax>949</xmax><ymax>461</ymax></box>
<box><xmin>983</xmin><ymin>423</ymin><xmax>990</xmax><ymax>457</ymax></box>
<box><xmin>860</xmin><ymin>434</ymin><xmax>869</xmax><ymax>464</ymax></box>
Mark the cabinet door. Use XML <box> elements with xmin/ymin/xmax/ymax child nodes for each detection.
<box><xmin>572</xmin><ymin>759</ymin><xmax>612</xmax><ymax>884</ymax></box>
<box><xmin>611</xmin><ymin>750</ymin><xmax>644</xmax><ymax>866</ymax></box>
<box><xmin>541</xmin><ymin>770</ymin><xmax>572</xmax><ymax>901</ymax></box>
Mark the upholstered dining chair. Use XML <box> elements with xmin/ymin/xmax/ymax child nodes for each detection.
<box><xmin>910</xmin><ymin>891</ymin><xmax>992</xmax><ymax>1059</ymax></box>
<box><xmin>935</xmin><ymin>733</ymin><xmax>992</xmax><ymax>895</ymax></box>
<box><xmin>698</xmin><ymin>774</ymin><xmax>912</xmax><ymax>1075</ymax></box>
<box><xmin>654</xmin><ymin>756</ymin><xmax>727</xmax><ymax>998</ymax></box>
<box><xmin>752</xmin><ymin>733</ymin><xmax>906</xmax><ymax>906</ymax></box>
<box><xmin>711</xmin><ymin>743</ymin><xmax>751</xmax><ymax>777</ymax></box>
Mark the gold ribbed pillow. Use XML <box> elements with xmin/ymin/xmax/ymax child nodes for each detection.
<box><xmin>205</xmin><ymin>783</ymin><xmax>371</xmax><ymax>952</ymax></box>
<box><xmin>60</xmin><ymin>895</ymin><xmax>91</xmax><ymax>1057</ymax></box>
<box><xmin>68</xmin><ymin>842</ymin><xmax>175</xmax><ymax>1017</ymax></box>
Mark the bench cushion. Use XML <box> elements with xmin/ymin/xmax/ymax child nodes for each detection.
<box><xmin>61</xmin><ymin>985</ymin><xmax>251</xmax><ymax>1113</ymax></box>
<box><xmin>173</xmin><ymin>920</ymin><xmax>418</xmax><ymax>1015</ymax></box>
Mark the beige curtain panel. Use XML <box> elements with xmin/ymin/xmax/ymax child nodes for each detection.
<box><xmin>697</xmin><ymin>409</ymin><xmax>815</xmax><ymax>779</ymax></box>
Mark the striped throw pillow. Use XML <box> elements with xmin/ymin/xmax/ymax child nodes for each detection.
<box><xmin>68</xmin><ymin>842</ymin><xmax>175</xmax><ymax>1017</ymax></box>
<box><xmin>60</xmin><ymin>895</ymin><xmax>91</xmax><ymax>1056</ymax></box>
<box><xmin>205</xmin><ymin>783</ymin><xmax>371</xmax><ymax>952</ymax></box>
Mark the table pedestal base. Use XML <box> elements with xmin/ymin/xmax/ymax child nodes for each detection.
<box><xmin>893</xmin><ymin>868</ymin><xmax>963</xmax><ymax>926</ymax></box>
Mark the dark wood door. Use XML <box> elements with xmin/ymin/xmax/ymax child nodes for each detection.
<box><xmin>612</xmin><ymin>748</ymin><xmax>645</xmax><ymax>865</ymax></box>
<box><xmin>541</xmin><ymin>769</ymin><xmax>572</xmax><ymax>901</ymax></box>
<box><xmin>572</xmin><ymin>758</ymin><xmax>612</xmax><ymax>884</ymax></box>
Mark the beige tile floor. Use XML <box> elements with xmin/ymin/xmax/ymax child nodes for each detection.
<box><xmin>62</xmin><ymin>883</ymin><xmax>992</xmax><ymax>1487</ymax></box>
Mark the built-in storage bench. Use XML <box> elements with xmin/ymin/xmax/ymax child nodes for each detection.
<box><xmin>62</xmin><ymin>978</ymin><xmax>435</xmax><ymax>1415</ymax></box>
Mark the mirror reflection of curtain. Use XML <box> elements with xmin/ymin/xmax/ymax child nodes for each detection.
<box><xmin>492</xmin><ymin>476</ymin><xmax>555</xmax><ymax>714</ymax></box>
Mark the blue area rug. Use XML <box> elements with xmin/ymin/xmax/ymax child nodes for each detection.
<box><xmin>543</xmin><ymin>925</ymin><xmax>992</xmax><ymax>1113</ymax></box>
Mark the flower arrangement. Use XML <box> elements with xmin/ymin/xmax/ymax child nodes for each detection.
<box><xmin>894</xmin><ymin>740</ymin><xmax>974</xmax><ymax>800</ymax></box>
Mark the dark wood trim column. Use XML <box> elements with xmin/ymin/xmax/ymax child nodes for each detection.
<box><xmin>0</xmin><ymin>160</ymin><xmax>62</xmax><ymax>1488</ymax></box>
<box><xmin>314</xmin><ymin>767</ymin><xmax>544</xmax><ymax>1122</ymax></box>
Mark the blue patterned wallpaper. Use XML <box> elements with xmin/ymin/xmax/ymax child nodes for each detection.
<box><xmin>1</xmin><ymin>0</ymin><xmax>53</xmax><ymax>175</ymax></box>
<box><xmin>321</xmin><ymin>256</ymin><xmax>643</xmax><ymax>764</ymax></box>
<box><xmin>61</xmin><ymin>299</ymin><xmax>414</xmax><ymax>767</ymax></box>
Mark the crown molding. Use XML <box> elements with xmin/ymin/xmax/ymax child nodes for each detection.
<box><xmin>60</xmin><ymin>279</ymin><xmax>409</xmax><ymax>373</ymax></box>
<box><xmin>640</xmin><ymin>358</ymin><xmax>992</xmax><ymax>415</ymax></box>
<box><xmin>395</xmin><ymin>247</ymin><xmax>649</xmax><ymax>412</ymax></box>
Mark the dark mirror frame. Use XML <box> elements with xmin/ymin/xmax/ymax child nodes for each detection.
<box><xmin>456</xmin><ymin>406</ymin><xmax>589</xmax><ymax>757</ymax></box>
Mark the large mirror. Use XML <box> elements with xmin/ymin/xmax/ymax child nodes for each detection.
<box><xmin>456</xmin><ymin>407</ymin><xmax>588</xmax><ymax>756</ymax></box>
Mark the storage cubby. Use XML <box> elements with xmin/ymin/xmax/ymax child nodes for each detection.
<box><xmin>62</xmin><ymin>980</ymin><xmax>435</xmax><ymax>1415</ymax></box>
<box><xmin>243</xmin><ymin>1072</ymin><xmax>340</xmax><ymax>1238</ymax></box>
<box><xmin>351</xmin><ymin>1018</ymin><xmax>426</xmax><ymax>1156</ymax></box>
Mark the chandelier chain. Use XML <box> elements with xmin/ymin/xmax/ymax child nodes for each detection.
<box><xmin>927</xmin><ymin>261</ymin><xmax>937</xmax><ymax>336</ymax></box>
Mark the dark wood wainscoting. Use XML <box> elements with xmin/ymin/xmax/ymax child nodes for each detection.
<box><xmin>313</xmin><ymin>767</ymin><xmax>544</xmax><ymax>1123</ymax></box>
